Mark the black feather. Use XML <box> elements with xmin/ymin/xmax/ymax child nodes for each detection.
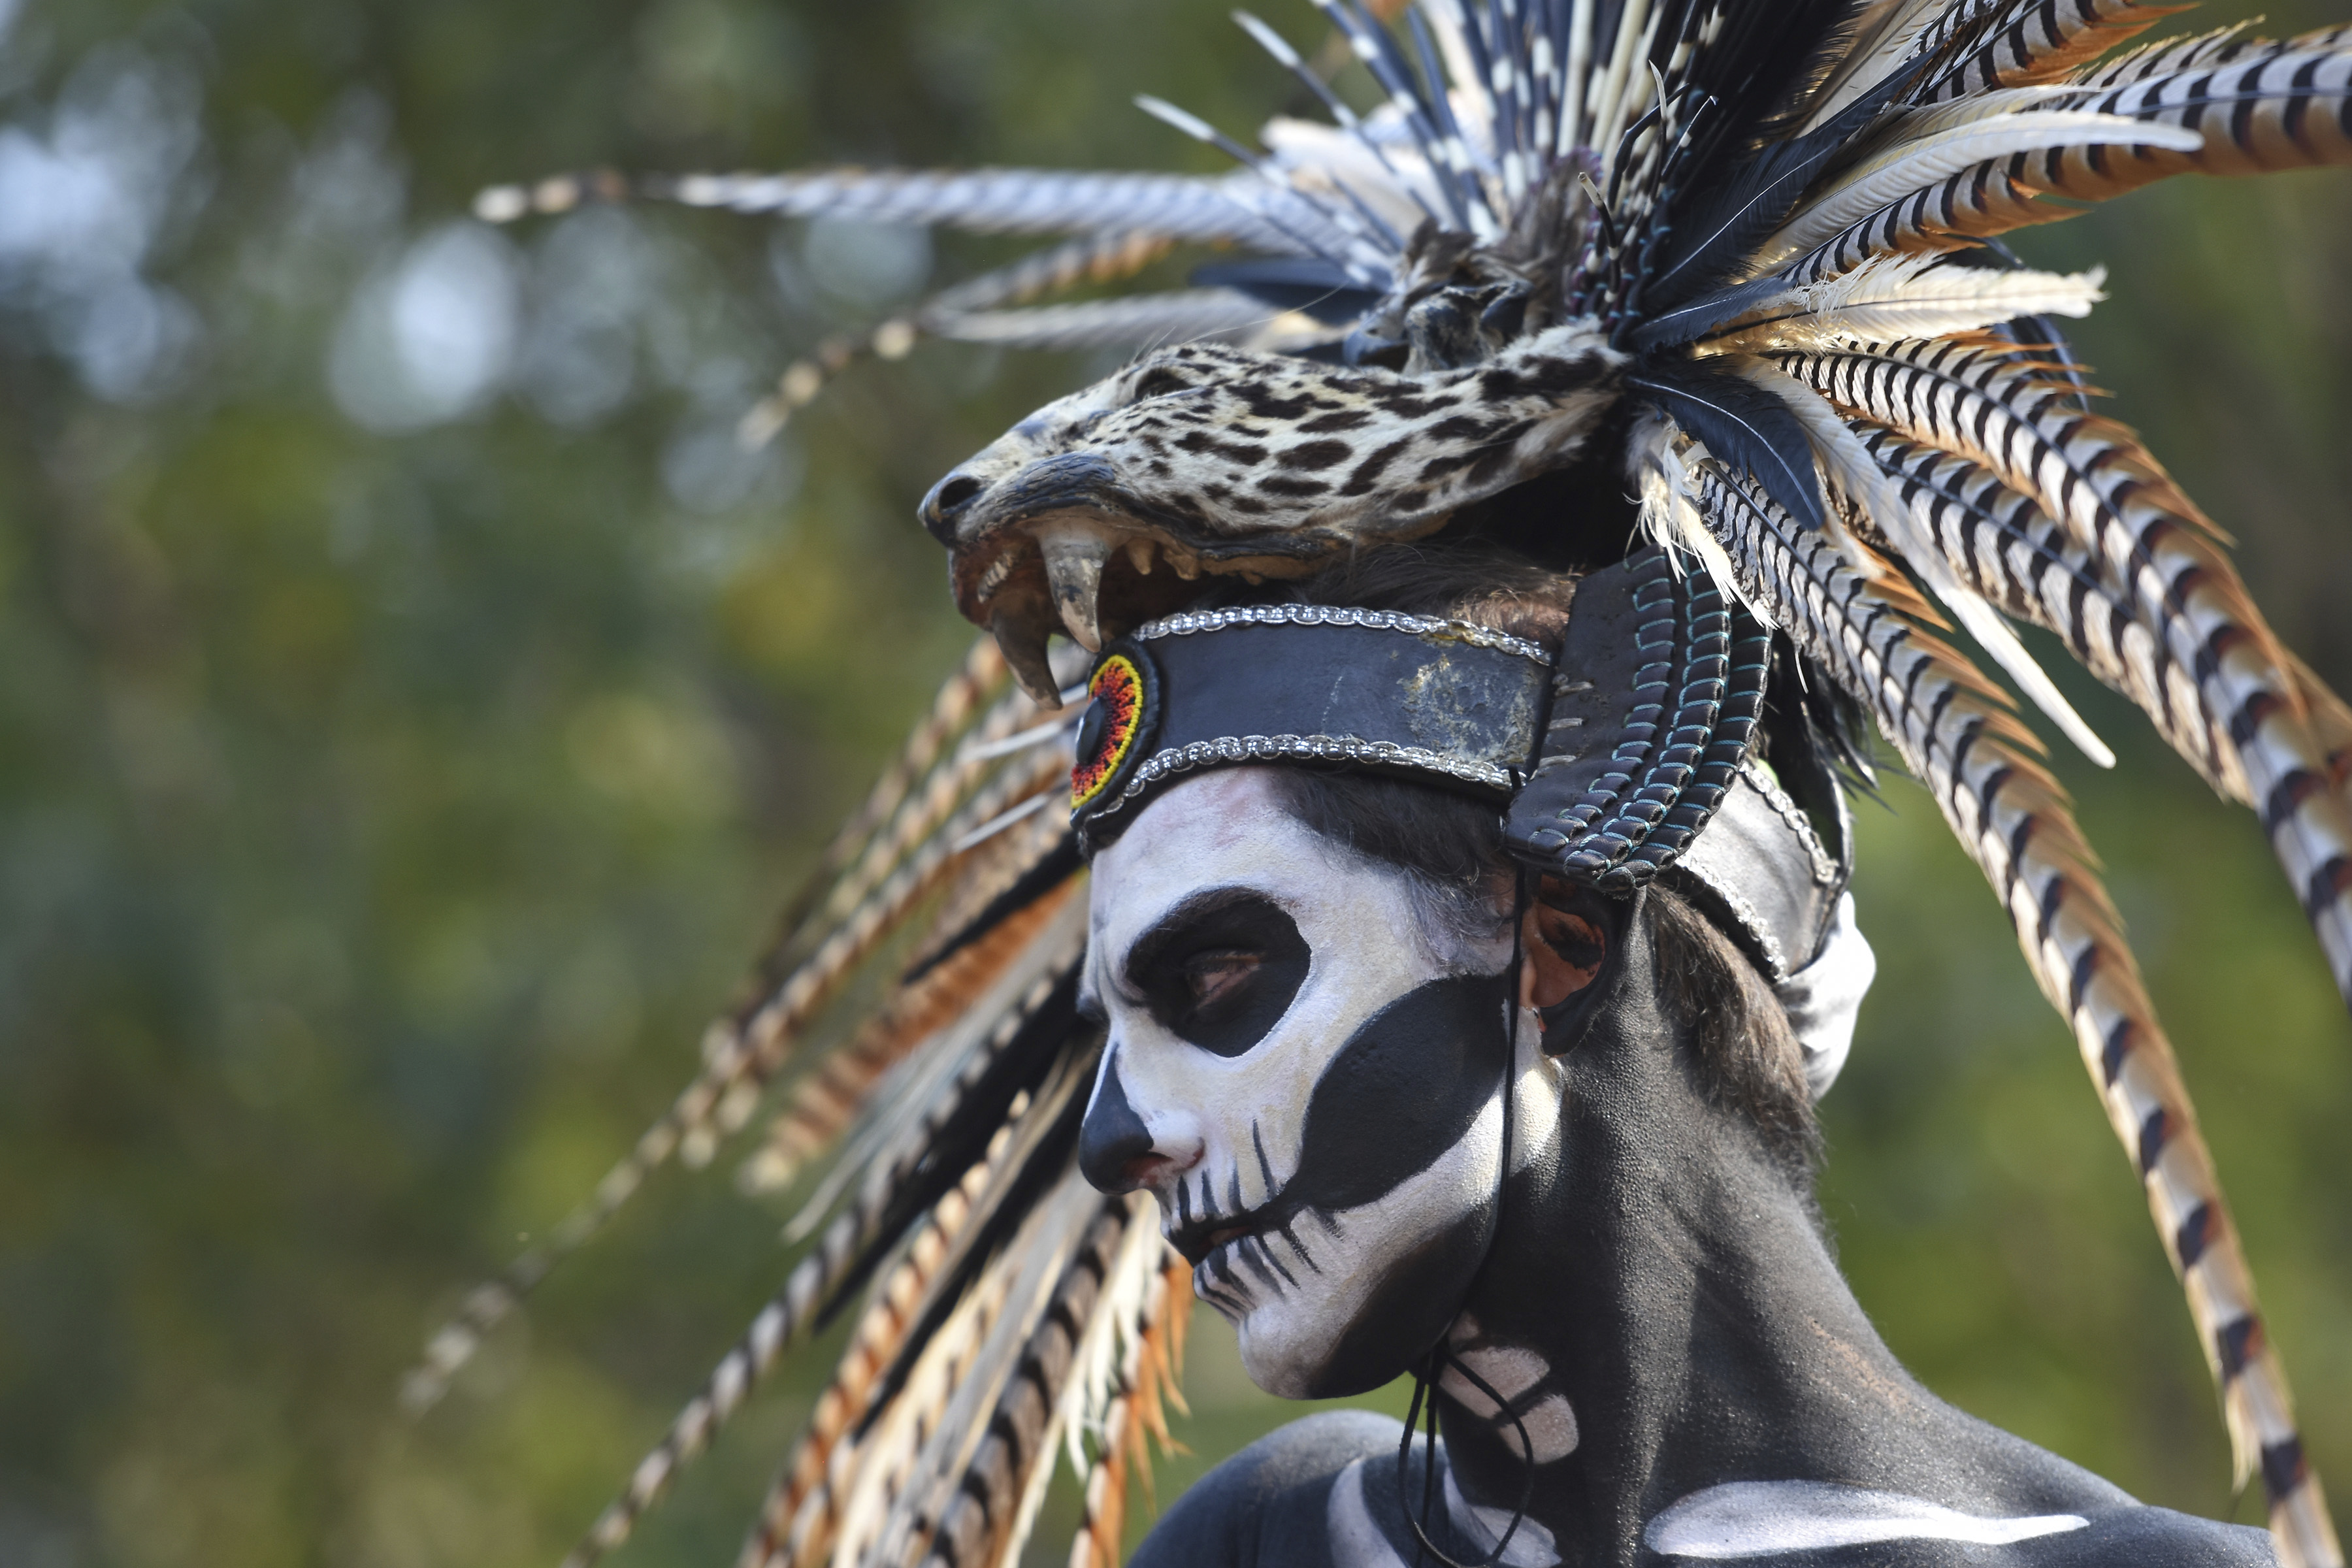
<box><xmin>1637</xmin><ymin>57</ymin><xmax>1929</xmax><ymax>312</ymax></box>
<box><xmin>1767</xmin><ymin>632</ymin><xmax>1880</xmax><ymax>806</ymax></box>
<box><xmin>1627</xmin><ymin>357</ymin><xmax>1826</xmax><ymax>529</ymax></box>
<box><xmin>1623</xmin><ymin>273</ymin><xmax>1799</xmax><ymax>352</ymax></box>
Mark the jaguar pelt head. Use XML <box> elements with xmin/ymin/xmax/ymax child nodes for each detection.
<box><xmin>922</xmin><ymin>321</ymin><xmax>1625</xmax><ymax>702</ymax></box>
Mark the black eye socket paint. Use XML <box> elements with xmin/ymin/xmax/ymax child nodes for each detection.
<box><xmin>1127</xmin><ymin>889</ymin><xmax>1311</xmax><ymax>1058</ymax></box>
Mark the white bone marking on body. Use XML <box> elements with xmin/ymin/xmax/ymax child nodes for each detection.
<box><xmin>1644</xmin><ymin>1480</ymin><xmax>2091</xmax><ymax>1560</ymax></box>
<box><xmin>1327</xmin><ymin>1460</ymin><xmax>1412</xmax><ymax>1568</ymax></box>
<box><xmin>1443</xmin><ymin>1467</ymin><xmax>1563</xmax><ymax>1567</ymax></box>
<box><xmin>1441</xmin><ymin>1317</ymin><xmax>1581</xmax><ymax>1463</ymax></box>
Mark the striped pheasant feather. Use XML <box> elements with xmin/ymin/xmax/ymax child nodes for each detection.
<box><xmin>402</xmin><ymin>657</ymin><xmax>1054</xmax><ymax>1409</ymax></box>
<box><xmin>1068</xmin><ymin>1250</ymin><xmax>1194</xmax><ymax>1568</ymax></box>
<box><xmin>742</xmin><ymin>817</ymin><xmax>1081</xmax><ymax>1198</ymax></box>
<box><xmin>1697</xmin><ymin>462</ymin><xmax>2339</xmax><ymax>1565</ymax></box>
<box><xmin>1765</xmin><ymin>336</ymin><xmax>2352</xmax><ymax>1012</ymax></box>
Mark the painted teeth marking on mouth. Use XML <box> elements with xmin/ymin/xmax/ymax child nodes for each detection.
<box><xmin>1124</xmin><ymin>537</ymin><xmax>1154</xmax><ymax>576</ymax></box>
<box><xmin>1249</xmin><ymin>1232</ymin><xmax>1299</xmax><ymax>1291</ymax></box>
<box><xmin>1279</xmin><ymin>1218</ymin><xmax>1318</xmax><ymax>1275</ymax></box>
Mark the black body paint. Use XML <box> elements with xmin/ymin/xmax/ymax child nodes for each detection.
<box><xmin>1125</xmin><ymin>912</ymin><xmax>2282</xmax><ymax>1567</ymax></box>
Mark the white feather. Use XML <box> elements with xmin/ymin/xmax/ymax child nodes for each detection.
<box><xmin>825</xmin><ymin>1269</ymin><xmax>1009</xmax><ymax>1568</ymax></box>
<box><xmin>862</xmin><ymin>1168</ymin><xmax>1103</xmax><ymax>1568</ymax></box>
<box><xmin>1626</xmin><ymin>407</ymin><xmax>1778</xmax><ymax>624</ymax></box>
<box><xmin>1751</xmin><ymin>112</ymin><xmax>2204</xmax><ymax>272</ymax></box>
<box><xmin>1560</xmin><ymin>0</ymin><xmax>1596</xmax><ymax>155</ymax></box>
<box><xmin>1799</xmin><ymin>0</ymin><xmax>1967</xmax><ymax>134</ymax></box>
<box><xmin>1698</xmin><ymin>253</ymin><xmax>2107</xmax><ymax>352</ymax></box>
<box><xmin>1590</xmin><ymin>0</ymin><xmax>1657</xmax><ymax>167</ymax></box>
<box><xmin>1260</xmin><ymin>115</ymin><xmax>1441</xmax><ymax>238</ymax></box>
<box><xmin>1878</xmin><ymin>84</ymin><xmax>2085</xmax><ymax>140</ymax></box>
<box><xmin>1725</xmin><ymin>357</ymin><xmax>2116</xmax><ymax>769</ymax></box>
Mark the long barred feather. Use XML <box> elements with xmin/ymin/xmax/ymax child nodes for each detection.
<box><xmin>1697</xmin><ymin>465</ymin><xmax>2339</xmax><ymax>1567</ymax></box>
<box><xmin>576</xmin><ymin>1148</ymin><xmax>1008</xmax><ymax>1568</ymax></box>
<box><xmin>737</xmin><ymin>233</ymin><xmax>1183</xmax><ymax>449</ymax></box>
<box><xmin>1800</xmin><ymin>0</ymin><xmax>1983</xmax><ymax>131</ymax></box>
<box><xmin>1746</xmin><ymin>111</ymin><xmax>2203</xmax><ymax>272</ymax></box>
<box><xmin>402</xmin><ymin>687</ymin><xmax>1063</xmax><ymax>1411</ymax></box>
<box><xmin>1726</xmin><ymin>354</ymin><xmax>2119</xmax><ymax>766</ymax></box>
<box><xmin>741</xmin><ymin>817</ymin><xmax>1081</xmax><ymax>1198</ymax></box>
<box><xmin>561</xmin><ymin>892</ymin><xmax>1088</xmax><ymax>1568</ymax></box>
<box><xmin>404</xmin><ymin>651</ymin><xmax>1009</xmax><ymax>1411</ymax></box>
<box><xmin>1914</xmin><ymin>0</ymin><xmax>2187</xmax><ymax>105</ymax></box>
<box><xmin>853</xmin><ymin>1159</ymin><xmax>1109</xmax><ymax>1568</ymax></box>
<box><xmin>1767</xmin><ymin>159</ymin><xmax>2071</xmax><ymax>285</ymax></box>
<box><xmin>2011</xmin><ymin>32</ymin><xmax>2352</xmax><ymax>199</ymax></box>
<box><xmin>733</xmin><ymin>1158</ymin><xmax>996</xmax><ymax>1568</ymax></box>
<box><xmin>1765</xmin><ymin>336</ymin><xmax>2352</xmax><ymax>1016</ymax></box>
<box><xmin>476</xmin><ymin>166</ymin><xmax>1330</xmax><ymax>255</ymax></box>
<box><xmin>926</xmin><ymin>291</ymin><xmax>1321</xmax><ymax>353</ymax></box>
<box><xmin>1855</xmin><ymin>425</ymin><xmax>2244</xmax><ymax>793</ymax></box>
<box><xmin>915</xmin><ymin>1200</ymin><xmax>1133</xmax><ymax>1568</ymax></box>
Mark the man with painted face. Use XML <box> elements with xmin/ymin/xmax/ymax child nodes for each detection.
<box><xmin>1068</xmin><ymin>548</ymin><xmax>2279</xmax><ymax>1568</ymax></box>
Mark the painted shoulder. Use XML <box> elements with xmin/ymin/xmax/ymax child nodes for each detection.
<box><xmin>1127</xmin><ymin>1410</ymin><xmax>1399</xmax><ymax>1568</ymax></box>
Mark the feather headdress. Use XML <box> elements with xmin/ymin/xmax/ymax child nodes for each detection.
<box><xmin>432</xmin><ymin>3</ymin><xmax>2352</xmax><ymax>1563</ymax></box>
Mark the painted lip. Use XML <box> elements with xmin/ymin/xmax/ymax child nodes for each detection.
<box><xmin>1166</xmin><ymin>1179</ymin><xmax>1316</xmax><ymax>1270</ymax></box>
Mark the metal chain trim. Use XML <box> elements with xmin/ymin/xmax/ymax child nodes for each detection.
<box><xmin>1081</xmin><ymin>732</ymin><xmax>1518</xmax><ymax>828</ymax></box>
<box><xmin>1128</xmin><ymin>603</ymin><xmax>1554</xmax><ymax>666</ymax></box>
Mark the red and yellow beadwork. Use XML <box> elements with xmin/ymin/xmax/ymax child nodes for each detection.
<box><xmin>1071</xmin><ymin>652</ymin><xmax>1148</xmax><ymax>813</ymax></box>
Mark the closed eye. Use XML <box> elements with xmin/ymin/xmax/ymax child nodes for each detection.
<box><xmin>1124</xmin><ymin>889</ymin><xmax>1310</xmax><ymax>1058</ymax></box>
<box><xmin>1180</xmin><ymin>948</ymin><xmax>1263</xmax><ymax>1011</ymax></box>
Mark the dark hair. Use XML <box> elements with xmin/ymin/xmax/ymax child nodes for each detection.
<box><xmin>1266</xmin><ymin>541</ymin><xmax>1820</xmax><ymax>1174</ymax></box>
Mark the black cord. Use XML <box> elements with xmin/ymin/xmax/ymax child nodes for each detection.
<box><xmin>1395</xmin><ymin>868</ymin><xmax>1537</xmax><ymax>1568</ymax></box>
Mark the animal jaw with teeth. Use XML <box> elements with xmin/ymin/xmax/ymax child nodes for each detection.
<box><xmin>1077</xmin><ymin>768</ymin><xmax>1561</xmax><ymax>1398</ymax></box>
<box><xmin>926</xmin><ymin>327</ymin><xmax>1625</xmax><ymax>699</ymax></box>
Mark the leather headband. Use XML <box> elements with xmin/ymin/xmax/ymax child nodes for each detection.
<box><xmin>1070</xmin><ymin>604</ymin><xmax>1552</xmax><ymax>841</ymax></box>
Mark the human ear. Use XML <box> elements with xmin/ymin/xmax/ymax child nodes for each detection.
<box><xmin>1519</xmin><ymin>878</ymin><xmax>1631</xmax><ymax>1051</ymax></box>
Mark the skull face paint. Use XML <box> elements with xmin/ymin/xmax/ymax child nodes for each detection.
<box><xmin>1078</xmin><ymin>768</ymin><xmax>1558</xmax><ymax>1399</ymax></box>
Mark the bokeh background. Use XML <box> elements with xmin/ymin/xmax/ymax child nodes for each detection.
<box><xmin>1</xmin><ymin>0</ymin><xmax>2347</xmax><ymax>1563</ymax></box>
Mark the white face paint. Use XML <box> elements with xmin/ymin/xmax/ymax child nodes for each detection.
<box><xmin>1079</xmin><ymin>768</ymin><xmax>1559</xmax><ymax>1398</ymax></box>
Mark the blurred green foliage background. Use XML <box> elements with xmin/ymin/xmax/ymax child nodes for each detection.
<box><xmin>0</xmin><ymin>1</ymin><xmax>2346</xmax><ymax>1563</ymax></box>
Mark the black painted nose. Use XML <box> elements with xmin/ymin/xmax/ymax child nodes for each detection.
<box><xmin>1079</xmin><ymin>1056</ymin><xmax>1155</xmax><ymax>1193</ymax></box>
<box><xmin>918</xmin><ymin>468</ymin><xmax>988</xmax><ymax>544</ymax></box>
